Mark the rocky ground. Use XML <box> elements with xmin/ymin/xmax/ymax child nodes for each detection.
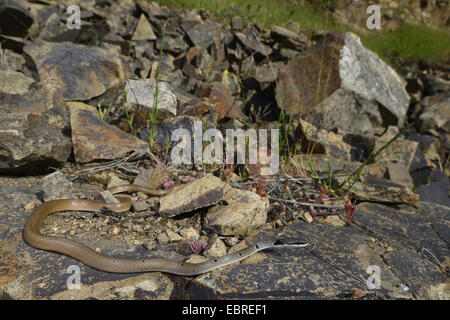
<box><xmin>0</xmin><ymin>0</ymin><xmax>449</xmax><ymax>300</ymax></box>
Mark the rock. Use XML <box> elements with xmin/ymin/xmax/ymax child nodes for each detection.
<box><xmin>386</xmin><ymin>163</ymin><xmax>414</xmax><ymax>190</ymax></box>
<box><xmin>69</xmin><ymin>104</ymin><xmax>149</xmax><ymax>163</ymax></box>
<box><xmin>0</xmin><ymin>87</ymin><xmax>72</xmax><ymax>174</ymax></box>
<box><xmin>99</xmin><ymin>190</ymin><xmax>120</xmax><ymax>204</ymax></box>
<box><xmin>209</xmin><ymin>82</ymin><xmax>244</xmax><ymax>120</ymax></box>
<box><xmin>136</xmin><ymin>115</ymin><xmax>200</xmax><ymax>148</ymax></box>
<box><xmin>270</xmin><ymin>25</ymin><xmax>310</xmax><ymax>51</ymax></box>
<box><xmin>234</xmin><ymin>30</ymin><xmax>272</xmax><ymax>57</ymax></box>
<box><xmin>418</xmin><ymin>93</ymin><xmax>450</xmax><ymax>133</ymax></box>
<box><xmin>205</xmin><ymin>188</ymin><xmax>268</xmax><ymax>236</ymax></box>
<box><xmin>157</xmin><ymin>232</ymin><xmax>170</xmax><ymax>245</ymax></box>
<box><xmin>165</xmin><ymin>229</ymin><xmax>182</xmax><ymax>243</ymax></box>
<box><xmin>0</xmin><ymin>0</ymin><xmax>33</xmax><ymax>37</ymax></box>
<box><xmin>132</xmin><ymin>14</ymin><xmax>157</xmax><ymax>41</ymax></box>
<box><xmin>1</xmin><ymin>48</ymin><xmax>25</xmax><ymax>71</ymax></box>
<box><xmin>156</xmin><ymin>32</ymin><xmax>188</xmax><ymax>54</ymax></box>
<box><xmin>231</xmin><ymin>16</ymin><xmax>243</xmax><ymax>31</ymax></box>
<box><xmin>204</xmin><ymin>235</ymin><xmax>227</xmax><ymax>259</ymax></box>
<box><xmin>290</xmin><ymin>154</ymin><xmax>361</xmax><ymax>176</ymax></box>
<box><xmin>184</xmin><ymin>21</ymin><xmax>222</xmax><ymax>50</ymax></box>
<box><xmin>158</xmin><ymin>175</ymin><xmax>230</xmax><ymax>218</ymax></box>
<box><xmin>0</xmin><ymin>179</ymin><xmax>177</xmax><ymax>299</ymax></box>
<box><xmin>124</xmin><ymin>79</ymin><xmax>177</xmax><ymax>117</ymax></box>
<box><xmin>296</xmin><ymin>119</ymin><xmax>353</xmax><ymax>161</ymax></box>
<box><xmin>23</xmin><ymin>40</ymin><xmax>126</xmax><ymax>101</ymax></box>
<box><xmin>132</xmin><ymin>199</ymin><xmax>149</xmax><ymax>212</ymax></box>
<box><xmin>345</xmin><ymin>176</ymin><xmax>419</xmax><ymax>204</ymax></box>
<box><xmin>374</xmin><ymin>126</ymin><xmax>419</xmax><ymax>169</ymax></box>
<box><xmin>50</xmin><ymin>273</ymin><xmax>174</xmax><ymax>300</ymax></box>
<box><xmin>240</xmin><ymin>252</ymin><xmax>267</xmax><ymax>265</ymax></box>
<box><xmin>179</xmin><ymin>227</ymin><xmax>200</xmax><ymax>241</ymax></box>
<box><xmin>106</xmin><ymin>173</ymin><xmax>129</xmax><ymax>189</ymax></box>
<box><xmin>417</xmin><ymin>169</ymin><xmax>450</xmax><ymax>207</ymax></box>
<box><xmin>41</xmin><ymin>171</ymin><xmax>74</xmax><ymax>201</ymax></box>
<box><xmin>243</xmin><ymin>65</ymin><xmax>278</xmax><ymax>89</ymax></box>
<box><xmin>307</xmin><ymin>88</ymin><xmax>383</xmax><ymax>135</ymax></box>
<box><xmin>276</xmin><ymin>32</ymin><xmax>410</xmax><ymax>132</ymax></box>
<box><xmin>0</xmin><ymin>68</ymin><xmax>34</xmax><ymax>95</ymax></box>
<box><xmin>321</xmin><ymin>215</ymin><xmax>346</xmax><ymax>227</ymax></box>
<box><xmin>192</xmin><ymin>200</ymin><xmax>449</xmax><ymax>299</ymax></box>
<box><xmin>133</xmin><ymin>167</ymin><xmax>166</xmax><ymax>190</ymax></box>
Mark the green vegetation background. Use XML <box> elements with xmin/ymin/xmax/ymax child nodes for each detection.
<box><xmin>157</xmin><ymin>0</ymin><xmax>450</xmax><ymax>65</ymax></box>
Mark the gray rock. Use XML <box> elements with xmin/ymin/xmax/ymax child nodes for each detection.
<box><xmin>0</xmin><ymin>68</ymin><xmax>34</xmax><ymax>94</ymax></box>
<box><xmin>345</xmin><ymin>176</ymin><xmax>419</xmax><ymax>204</ymax></box>
<box><xmin>132</xmin><ymin>14</ymin><xmax>157</xmax><ymax>41</ymax></box>
<box><xmin>418</xmin><ymin>93</ymin><xmax>450</xmax><ymax>133</ymax></box>
<box><xmin>0</xmin><ymin>87</ymin><xmax>72</xmax><ymax>174</ymax></box>
<box><xmin>339</xmin><ymin>33</ymin><xmax>410</xmax><ymax>127</ymax></box>
<box><xmin>206</xmin><ymin>188</ymin><xmax>268</xmax><ymax>236</ymax></box>
<box><xmin>417</xmin><ymin>170</ymin><xmax>450</xmax><ymax>207</ymax></box>
<box><xmin>0</xmin><ymin>181</ymin><xmax>174</xmax><ymax>299</ymax></box>
<box><xmin>305</xmin><ymin>88</ymin><xmax>383</xmax><ymax>135</ymax></box>
<box><xmin>124</xmin><ymin>79</ymin><xmax>177</xmax><ymax>117</ymax></box>
<box><xmin>159</xmin><ymin>175</ymin><xmax>230</xmax><ymax>218</ymax></box>
<box><xmin>23</xmin><ymin>40</ymin><xmax>126</xmax><ymax>101</ymax></box>
<box><xmin>270</xmin><ymin>25</ymin><xmax>310</xmax><ymax>51</ymax></box>
<box><xmin>0</xmin><ymin>0</ymin><xmax>33</xmax><ymax>37</ymax></box>
<box><xmin>231</xmin><ymin>16</ymin><xmax>243</xmax><ymax>31</ymax></box>
<box><xmin>277</xmin><ymin>32</ymin><xmax>410</xmax><ymax>134</ymax></box>
<box><xmin>155</xmin><ymin>32</ymin><xmax>188</xmax><ymax>54</ymax></box>
<box><xmin>203</xmin><ymin>235</ymin><xmax>227</xmax><ymax>259</ymax></box>
<box><xmin>184</xmin><ymin>21</ymin><xmax>222</xmax><ymax>51</ymax></box>
<box><xmin>234</xmin><ymin>30</ymin><xmax>272</xmax><ymax>57</ymax></box>
<box><xmin>296</xmin><ymin>119</ymin><xmax>353</xmax><ymax>161</ymax></box>
<box><xmin>374</xmin><ymin>126</ymin><xmax>419</xmax><ymax>169</ymax></box>
<box><xmin>68</xmin><ymin>103</ymin><xmax>149</xmax><ymax>163</ymax></box>
<box><xmin>42</xmin><ymin>171</ymin><xmax>74</xmax><ymax>201</ymax></box>
<box><xmin>386</xmin><ymin>162</ymin><xmax>414</xmax><ymax>190</ymax></box>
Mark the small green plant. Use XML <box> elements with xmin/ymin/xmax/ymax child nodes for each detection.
<box><xmin>121</xmin><ymin>91</ymin><xmax>134</xmax><ymax>131</ymax></box>
<box><xmin>97</xmin><ymin>104</ymin><xmax>110</xmax><ymax>122</ymax></box>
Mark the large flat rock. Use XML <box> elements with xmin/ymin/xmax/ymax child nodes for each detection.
<box><xmin>24</xmin><ymin>40</ymin><xmax>126</xmax><ymax>101</ymax></box>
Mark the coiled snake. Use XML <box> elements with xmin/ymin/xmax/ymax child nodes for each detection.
<box><xmin>23</xmin><ymin>184</ymin><xmax>306</xmax><ymax>276</ymax></box>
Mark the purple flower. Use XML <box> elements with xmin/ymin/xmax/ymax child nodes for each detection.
<box><xmin>188</xmin><ymin>238</ymin><xmax>207</xmax><ymax>254</ymax></box>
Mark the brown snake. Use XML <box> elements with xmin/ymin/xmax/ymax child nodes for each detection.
<box><xmin>23</xmin><ymin>184</ymin><xmax>307</xmax><ymax>276</ymax></box>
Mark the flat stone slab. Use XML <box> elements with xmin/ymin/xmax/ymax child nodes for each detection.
<box><xmin>192</xmin><ymin>202</ymin><xmax>449</xmax><ymax>299</ymax></box>
<box><xmin>69</xmin><ymin>104</ymin><xmax>150</xmax><ymax>163</ymax></box>
<box><xmin>159</xmin><ymin>175</ymin><xmax>230</xmax><ymax>218</ymax></box>
<box><xmin>23</xmin><ymin>40</ymin><xmax>126</xmax><ymax>101</ymax></box>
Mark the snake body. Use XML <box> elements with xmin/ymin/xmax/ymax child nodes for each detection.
<box><xmin>23</xmin><ymin>184</ymin><xmax>304</xmax><ymax>276</ymax></box>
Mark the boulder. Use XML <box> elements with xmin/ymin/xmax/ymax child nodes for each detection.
<box><xmin>23</xmin><ymin>40</ymin><xmax>126</xmax><ymax>101</ymax></box>
<box><xmin>276</xmin><ymin>32</ymin><xmax>410</xmax><ymax>134</ymax></box>
<box><xmin>159</xmin><ymin>175</ymin><xmax>230</xmax><ymax>218</ymax></box>
<box><xmin>0</xmin><ymin>87</ymin><xmax>72</xmax><ymax>174</ymax></box>
<box><xmin>68</xmin><ymin>103</ymin><xmax>149</xmax><ymax>163</ymax></box>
